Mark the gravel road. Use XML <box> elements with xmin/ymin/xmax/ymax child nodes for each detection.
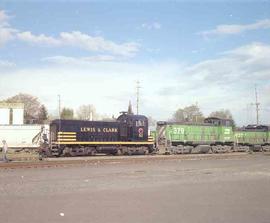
<box><xmin>0</xmin><ymin>153</ymin><xmax>270</xmax><ymax>223</ymax></box>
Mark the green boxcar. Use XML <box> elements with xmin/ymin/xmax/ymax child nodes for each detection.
<box><xmin>156</xmin><ymin>117</ymin><xmax>234</xmax><ymax>154</ymax></box>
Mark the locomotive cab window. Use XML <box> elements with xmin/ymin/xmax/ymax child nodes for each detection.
<box><xmin>50</xmin><ymin>124</ymin><xmax>57</xmax><ymax>141</ymax></box>
<box><xmin>136</xmin><ymin>120</ymin><xmax>145</xmax><ymax>127</ymax></box>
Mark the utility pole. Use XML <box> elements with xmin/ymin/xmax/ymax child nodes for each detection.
<box><xmin>246</xmin><ymin>104</ymin><xmax>250</xmax><ymax>124</ymax></box>
<box><xmin>58</xmin><ymin>94</ymin><xmax>61</xmax><ymax>119</ymax></box>
<box><xmin>136</xmin><ymin>80</ymin><xmax>141</xmax><ymax>115</ymax></box>
<box><xmin>251</xmin><ymin>85</ymin><xmax>260</xmax><ymax>125</ymax></box>
<box><xmin>58</xmin><ymin>94</ymin><xmax>61</xmax><ymax>145</ymax></box>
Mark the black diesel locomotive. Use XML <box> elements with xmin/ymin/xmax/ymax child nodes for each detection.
<box><xmin>40</xmin><ymin>112</ymin><xmax>154</xmax><ymax>157</ymax></box>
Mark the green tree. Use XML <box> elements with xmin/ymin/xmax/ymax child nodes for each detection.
<box><xmin>61</xmin><ymin>107</ymin><xmax>74</xmax><ymax>120</ymax></box>
<box><xmin>173</xmin><ymin>104</ymin><xmax>204</xmax><ymax>123</ymax></box>
<box><xmin>37</xmin><ymin>104</ymin><xmax>48</xmax><ymax>124</ymax></box>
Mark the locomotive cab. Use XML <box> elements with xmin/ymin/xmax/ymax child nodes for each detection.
<box><xmin>117</xmin><ymin>113</ymin><xmax>148</xmax><ymax>142</ymax></box>
<box><xmin>204</xmin><ymin>117</ymin><xmax>233</xmax><ymax>126</ymax></box>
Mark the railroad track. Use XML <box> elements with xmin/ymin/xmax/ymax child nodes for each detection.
<box><xmin>0</xmin><ymin>152</ymin><xmax>254</xmax><ymax>169</ymax></box>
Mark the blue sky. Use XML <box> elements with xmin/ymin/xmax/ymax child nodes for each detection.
<box><xmin>0</xmin><ymin>1</ymin><xmax>270</xmax><ymax>125</ymax></box>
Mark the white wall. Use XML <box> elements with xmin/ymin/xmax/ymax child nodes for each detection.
<box><xmin>13</xmin><ymin>108</ymin><xmax>24</xmax><ymax>124</ymax></box>
<box><xmin>0</xmin><ymin>125</ymin><xmax>49</xmax><ymax>148</ymax></box>
<box><xmin>0</xmin><ymin>108</ymin><xmax>10</xmax><ymax>125</ymax></box>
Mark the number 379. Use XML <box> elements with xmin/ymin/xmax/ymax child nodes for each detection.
<box><xmin>173</xmin><ymin>128</ymin><xmax>185</xmax><ymax>134</ymax></box>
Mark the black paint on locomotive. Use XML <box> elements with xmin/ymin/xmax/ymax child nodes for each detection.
<box><xmin>50</xmin><ymin>113</ymin><xmax>148</xmax><ymax>143</ymax></box>
<box><xmin>117</xmin><ymin>113</ymin><xmax>148</xmax><ymax>142</ymax></box>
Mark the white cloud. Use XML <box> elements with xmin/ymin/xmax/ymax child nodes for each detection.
<box><xmin>42</xmin><ymin>55</ymin><xmax>118</xmax><ymax>64</ymax></box>
<box><xmin>200</xmin><ymin>19</ymin><xmax>270</xmax><ymax>36</ymax></box>
<box><xmin>0</xmin><ymin>60</ymin><xmax>184</xmax><ymax>120</ymax></box>
<box><xmin>1</xmin><ymin>43</ymin><xmax>270</xmax><ymax>125</ymax></box>
<box><xmin>17</xmin><ymin>31</ymin><xmax>139</xmax><ymax>57</ymax></box>
<box><xmin>0</xmin><ymin>10</ymin><xmax>17</xmax><ymax>46</ymax></box>
<box><xmin>0</xmin><ymin>10</ymin><xmax>9</xmax><ymax>24</ymax></box>
<box><xmin>60</xmin><ymin>31</ymin><xmax>139</xmax><ymax>56</ymax></box>
<box><xmin>141</xmin><ymin>22</ymin><xmax>161</xmax><ymax>30</ymax></box>
<box><xmin>0</xmin><ymin>59</ymin><xmax>15</xmax><ymax>67</ymax></box>
<box><xmin>17</xmin><ymin>31</ymin><xmax>61</xmax><ymax>46</ymax></box>
<box><xmin>0</xmin><ymin>11</ymin><xmax>139</xmax><ymax>57</ymax></box>
<box><xmin>0</xmin><ymin>7</ymin><xmax>269</xmax><ymax>125</ymax></box>
<box><xmin>157</xmin><ymin>42</ymin><xmax>270</xmax><ymax>124</ymax></box>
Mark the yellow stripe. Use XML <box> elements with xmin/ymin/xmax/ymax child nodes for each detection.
<box><xmin>58</xmin><ymin>132</ymin><xmax>76</xmax><ymax>135</ymax></box>
<box><xmin>53</xmin><ymin>141</ymin><xmax>154</xmax><ymax>145</ymax></box>
<box><xmin>58</xmin><ymin>135</ymin><xmax>76</xmax><ymax>138</ymax></box>
<box><xmin>57</xmin><ymin>139</ymin><xmax>77</xmax><ymax>141</ymax></box>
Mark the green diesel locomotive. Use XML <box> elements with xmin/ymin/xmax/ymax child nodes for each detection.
<box><xmin>155</xmin><ymin>117</ymin><xmax>270</xmax><ymax>154</ymax></box>
<box><xmin>234</xmin><ymin>125</ymin><xmax>270</xmax><ymax>152</ymax></box>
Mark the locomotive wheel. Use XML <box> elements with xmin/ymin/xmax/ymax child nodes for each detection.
<box><xmin>116</xmin><ymin>148</ymin><xmax>122</xmax><ymax>156</ymax></box>
<box><xmin>90</xmin><ymin>149</ymin><xmax>97</xmax><ymax>156</ymax></box>
<box><xmin>127</xmin><ymin>150</ymin><xmax>133</xmax><ymax>156</ymax></box>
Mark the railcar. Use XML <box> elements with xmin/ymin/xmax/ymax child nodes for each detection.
<box><xmin>234</xmin><ymin>125</ymin><xmax>270</xmax><ymax>152</ymax></box>
<box><xmin>156</xmin><ymin>117</ymin><xmax>234</xmax><ymax>154</ymax></box>
<box><xmin>0</xmin><ymin>124</ymin><xmax>49</xmax><ymax>150</ymax></box>
<box><xmin>40</xmin><ymin>113</ymin><xmax>154</xmax><ymax>157</ymax></box>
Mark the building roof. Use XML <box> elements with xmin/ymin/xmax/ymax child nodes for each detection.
<box><xmin>0</xmin><ymin>103</ymin><xmax>24</xmax><ymax>109</ymax></box>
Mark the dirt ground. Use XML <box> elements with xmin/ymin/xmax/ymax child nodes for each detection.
<box><xmin>0</xmin><ymin>153</ymin><xmax>270</xmax><ymax>223</ymax></box>
<box><xmin>1</xmin><ymin>149</ymin><xmax>39</xmax><ymax>161</ymax></box>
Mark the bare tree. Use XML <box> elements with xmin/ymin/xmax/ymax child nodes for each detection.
<box><xmin>172</xmin><ymin>104</ymin><xmax>204</xmax><ymax>123</ymax></box>
<box><xmin>77</xmin><ymin>104</ymin><xmax>97</xmax><ymax>120</ymax></box>
<box><xmin>3</xmin><ymin>93</ymin><xmax>47</xmax><ymax>124</ymax></box>
<box><xmin>148</xmin><ymin>116</ymin><xmax>157</xmax><ymax>128</ymax></box>
<box><xmin>100</xmin><ymin>114</ymin><xmax>116</xmax><ymax>121</ymax></box>
<box><xmin>209</xmin><ymin>109</ymin><xmax>233</xmax><ymax>119</ymax></box>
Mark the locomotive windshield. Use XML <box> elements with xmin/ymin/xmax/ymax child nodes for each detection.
<box><xmin>136</xmin><ymin>120</ymin><xmax>145</xmax><ymax>127</ymax></box>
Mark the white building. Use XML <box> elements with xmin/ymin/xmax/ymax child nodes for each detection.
<box><xmin>0</xmin><ymin>103</ymin><xmax>24</xmax><ymax>125</ymax></box>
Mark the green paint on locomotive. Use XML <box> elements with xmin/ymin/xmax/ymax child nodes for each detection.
<box><xmin>156</xmin><ymin>118</ymin><xmax>269</xmax><ymax>154</ymax></box>
<box><xmin>164</xmin><ymin>122</ymin><xmax>233</xmax><ymax>144</ymax></box>
<box><xmin>234</xmin><ymin>129</ymin><xmax>268</xmax><ymax>145</ymax></box>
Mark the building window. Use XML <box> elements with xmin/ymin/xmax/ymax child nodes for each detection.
<box><xmin>9</xmin><ymin>108</ymin><xmax>13</xmax><ymax>125</ymax></box>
